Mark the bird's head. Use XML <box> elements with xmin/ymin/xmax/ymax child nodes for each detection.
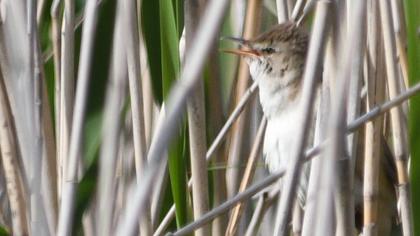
<box><xmin>222</xmin><ymin>22</ymin><xmax>308</xmax><ymax>79</ymax></box>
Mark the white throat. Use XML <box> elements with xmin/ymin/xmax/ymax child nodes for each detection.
<box><xmin>248</xmin><ymin>58</ymin><xmax>302</xmax><ymax>119</ymax></box>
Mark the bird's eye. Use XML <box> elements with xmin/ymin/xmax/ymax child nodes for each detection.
<box><xmin>261</xmin><ymin>47</ymin><xmax>275</xmax><ymax>54</ymax></box>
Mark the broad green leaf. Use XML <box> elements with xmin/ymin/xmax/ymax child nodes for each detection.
<box><xmin>167</xmin><ymin>124</ymin><xmax>189</xmax><ymax>228</ymax></box>
<box><xmin>173</xmin><ymin>0</ymin><xmax>184</xmax><ymax>39</ymax></box>
<box><xmin>405</xmin><ymin>0</ymin><xmax>420</xmax><ymax>234</ymax></box>
<box><xmin>160</xmin><ymin>0</ymin><xmax>188</xmax><ymax>228</ymax></box>
<box><xmin>160</xmin><ymin>0</ymin><xmax>181</xmax><ymax>96</ymax></box>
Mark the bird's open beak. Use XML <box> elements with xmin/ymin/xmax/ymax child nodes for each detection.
<box><xmin>220</xmin><ymin>36</ymin><xmax>260</xmax><ymax>57</ymax></box>
<box><xmin>221</xmin><ymin>48</ymin><xmax>260</xmax><ymax>57</ymax></box>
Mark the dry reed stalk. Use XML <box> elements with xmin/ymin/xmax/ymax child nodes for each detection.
<box><xmin>292</xmin><ymin>201</ymin><xmax>303</xmax><ymax>235</ymax></box>
<box><xmin>50</xmin><ymin>0</ymin><xmax>62</xmax><ymax>198</ymax></box>
<box><xmin>291</xmin><ymin>0</ymin><xmax>306</xmax><ymax>21</ymax></box>
<box><xmin>378</xmin><ymin>0</ymin><xmax>414</xmax><ymax>235</ymax></box>
<box><xmin>302</xmin><ymin>60</ymin><xmax>330</xmax><ymax>236</ymax></box>
<box><xmin>122</xmin><ymin>0</ymin><xmax>151</xmax><ymax>234</ymax></box>
<box><xmin>390</xmin><ymin>0</ymin><xmax>409</xmax><ymax>89</ymax></box>
<box><xmin>39</xmin><ymin>34</ymin><xmax>60</xmax><ymax>236</ymax></box>
<box><xmin>28</xmin><ymin>0</ymin><xmax>50</xmax><ymax>233</ymax></box>
<box><xmin>56</xmin><ymin>0</ymin><xmax>100</xmax><ymax>235</ymax></box>
<box><xmin>245</xmin><ymin>189</ymin><xmax>278</xmax><ymax>236</ymax></box>
<box><xmin>207</xmin><ymin>50</ymin><xmax>229</xmax><ymax>236</ymax></box>
<box><xmin>226</xmin><ymin>118</ymin><xmax>267</xmax><ymax>236</ymax></box>
<box><xmin>314</xmin><ymin>1</ymin><xmax>366</xmax><ymax>234</ymax></box>
<box><xmin>273</xmin><ymin>1</ymin><xmax>331</xmax><ymax>234</ymax></box>
<box><xmin>227</xmin><ymin>0</ymin><xmax>262</xmax><ymax>198</ymax></box>
<box><xmin>59</xmin><ymin>0</ymin><xmax>75</xmax><ymax>195</ymax></box>
<box><xmin>185</xmin><ymin>1</ymin><xmax>211</xmax><ymax>235</ymax></box>
<box><xmin>0</xmin><ymin>73</ymin><xmax>29</xmax><ymax>236</ymax></box>
<box><xmin>335</xmin><ymin>1</ymin><xmax>366</xmax><ymax>234</ymax></box>
<box><xmin>97</xmin><ymin>5</ymin><xmax>126</xmax><ymax>235</ymax></box>
<box><xmin>363</xmin><ymin>0</ymin><xmax>387</xmax><ymax>234</ymax></box>
<box><xmin>36</xmin><ymin>0</ymin><xmax>46</xmax><ymax>23</ymax></box>
<box><xmin>149</xmin><ymin>106</ymin><xmax>170</xmax><ymax>232</ymax></box>
<box><xmin>276</xmin><ymin>0</ymin><xmax>289</xmax><ymax>22</ymax></box>
<box><xmin>301</xmin><ymin>0</ymin><xmax>345</xmax><ymax>234</ymax></box>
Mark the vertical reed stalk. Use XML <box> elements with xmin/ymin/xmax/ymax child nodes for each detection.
<box><xmin>57</xmin><ymin>0</ymin><xmax>100</xmax><ymax>234</ymax></box>
<box><xmin>123</xmin><ymin>0</ymin><xmax>151</xmax><ymax>234</ymax></box>
<box><xmin>0</xmin><ymin>72</ymin><xmax>29</xmax><ymax>236</ymax></box>
<box><xmin>97</xmin><ymin>5</ymin><xmax>127</xmax><ymax>234</ymax></box>
<box><xmin>50</xmin><ymin>0</ymin><xmax>62</xmax><ymax>197</ymax></box>
<box><xmin>59</xmin><ymin>0</ymin><xmax>75</xmax><ymax>192</ymax></box>
<box><xmin>185</xmin><ymin>0</ymin><xmax>210</xmax><ymax>235</ymax></box>
<box><xmin>378</xmin><ymin>0</ymin><xmax>414</xmax><ymax>235</ymax></box>
<box><xmin>274</xmin><ymin>2</ymin><xmax>330</xmax><ymax>234</ymax></box>
<box><xmin>227</xmin><ymin>0</ymin><xmax>262</xmax><ymax>198</ymax></box>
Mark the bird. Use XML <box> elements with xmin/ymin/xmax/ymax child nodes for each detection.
<box><xmin>224</xmin><ymin>21</ymin><xmax>311</xmax><ymax>204</ymax></box>
<box><xmin>223</xmin><ymin>21</ymin><xmax>398</xmax><ymax>235</ymax></box>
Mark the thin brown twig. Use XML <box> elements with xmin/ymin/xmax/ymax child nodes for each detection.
<box><xmin>227</xmin><ymin>0</ymin><xmax>262</xmax><ymax>198</ymax></box>
<box><xmin>226</xmin><ymin>118</ymin><xmax>267</xmax><ymax>236</ymax></box>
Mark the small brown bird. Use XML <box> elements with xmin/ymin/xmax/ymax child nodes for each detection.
<box><xmin>224</xmin><ymin>21</ymin><xmax>398</xmax><ymax>235</ymax></box>
<box><xmin>225</xmin><ymin>22</ymin><xmax>310</xmax><ymax>202</ymax></box>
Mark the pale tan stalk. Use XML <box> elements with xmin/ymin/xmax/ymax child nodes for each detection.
<box><xmin>389</xmin><ymin>0</ymin><xmax>409</xmax><ymax>89</ymax></box>
<box><xmin>28</xmin><ymin>0</ymin><xmax>49</xmax><ymax>233</ymax></box>
<box><xmin>139</xmin><ymin>41</ymin><xmax>155</xmax><ymax>148</ymax></box>
<box><xmin>207</xmin><ymin>49</ymin><xmax>228</xmax><ymax>236</ymax></box>
<box><xmin>245</xmin><ymin>189</ymin><xmax>278</xmax><ymax>236</ymax></box>
<box><xmin>97</xmin><ymin>4</ymin><xmax>126</xmax><ymax>235</ymax></box>
<box><xmin>0</xmin><ymin>72</ymin><xmax>29</xmax><ymax>236</ymax></box>
<box><xmin>50</xmin><ymin>0</ymin><xmax>62</xmax><ymax>197</ymax></box>
<box><xmin>378</xmin><ymin>0</ymin><xmax>413</xmax><ymax>235</ymax></box>
<box><xmin>336</xmin><ymin>1</ymin><xmax>366</xmax><ymax>234</ymax></box>
<box><xmin>36</xmin><ymin>0</ymin><xmax>46</xmax><ymax>24</ymax></box>
<box><xmin>227</xmin><ymin>0</ymin><xmax>262</xmax><ymax>198</ymax></box>
<box><xmin>301</xmin><ymin>79</ymin><xmax>329</xmax><ymax>236</ymax></box>
<box><xmin>123</xmin><ymin>0</ymin><xmax>151</xmax><ymax>234</ymax></box>
<box><xmin>150</xmin><ymin>106</ymin><xmax>169</xmax><ymax>230</ymax></box>
<box><xmin>363</xmin><ymin>0</ymin><xmax>386</xmax><ymax>234</ymax></box>
<box><xmin>185</xmin><ymin>1</ymin><xmax>211</xmax><ymax>235</ymax></box>
<box><xmin>291</xmin><ymin>0</ymin><xmax>306</xmax><ymax>21</ymax></box>
<box><xmin>59</xmin><ymin>0</ymin><xmax>75</xmax><ymax>201</ymax></box>
<box><xmin>56</xmin><ymin>0</ymin><xmax>99</xmax><ymax>235</ymax></box>
<box><xmin>292</xmin><ymin>201</ymin><xmax>302</xmax><ymax>236</ymax></box>
<box><xmin>315</xmin><ymin>1</ymin><xmax>365</xmax><ymax>235</ymax></box>
<box><xmin>37</xmin><ymin>34</ymin><xmax>59</xmax><ymax>236</ymax></box>
<box><xmin>276</xmin><ymin>0</ymin><xmax>289</xmax><ymax>22</ymax></box>
<box><xmin>226</xmin><ymin>118</ymin><xmax>267</xmax><ymax>236</ymax></box>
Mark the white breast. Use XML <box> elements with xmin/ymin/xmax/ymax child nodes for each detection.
<box><xmin>262</xmin><ymin>100</ymin><xmax>301</xmax><ymax>172</ymax></box>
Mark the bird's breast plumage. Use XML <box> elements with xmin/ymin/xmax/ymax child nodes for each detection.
<box><xmin>263</xmin><ymin>101</ymin><xmax>301</xmax><ymax>172</ymax></box>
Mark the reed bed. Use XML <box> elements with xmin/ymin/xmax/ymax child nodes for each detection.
<box><xmin>0</xmin><ymin>0</ymin><xmax>419</xmax><ymax>235</ymax></box>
